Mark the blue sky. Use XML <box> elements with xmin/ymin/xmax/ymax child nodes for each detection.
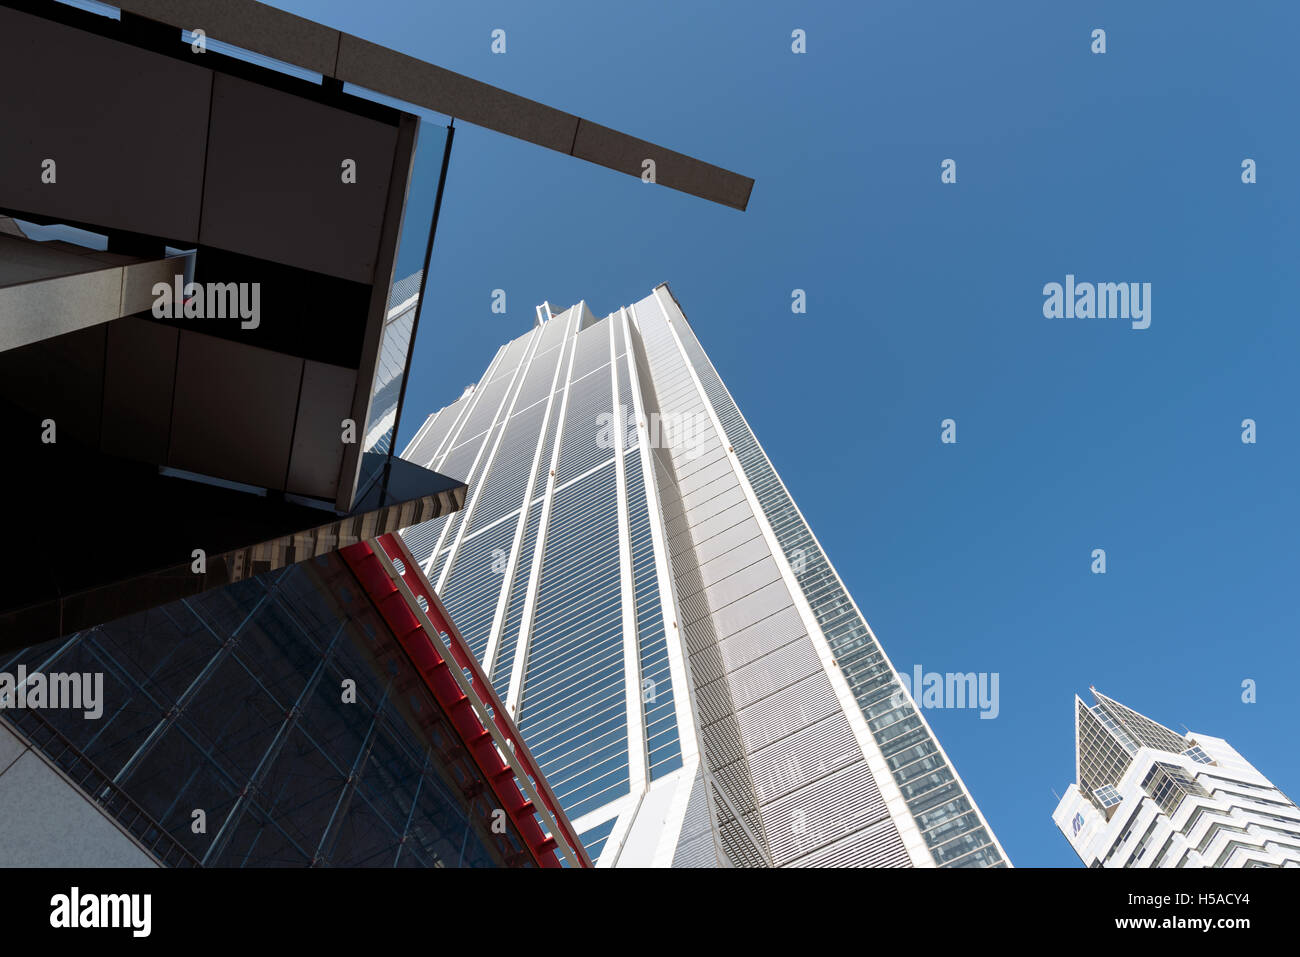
<box><xmin>277</xmin><ymin>0</ymin><xmax>1299</xmax><ymax>866</ymax></box>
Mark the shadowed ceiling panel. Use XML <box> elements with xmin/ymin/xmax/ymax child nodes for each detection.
<box><xmin>101</xmin><ymin>317</ymin><xmax>179</xmax><ymax>464</ymax></box>
<box><xmin>199</xmin><ymin>73</ymin><xmax>399</xmax><ymax>283</ymax></box>
<box><xmin>287</xmin><ymin>359</ymin><xmax>357</xmax><ymax>500</ymax></box>
<box><xmin>168</xmin><ymin>331</ymin><xmax>304</xmax><ymax>490</ymax></box>
<box><xmin>0</xmin><ymin>5</ymin><xmax>212</xmax><ymax>241</ymax></box>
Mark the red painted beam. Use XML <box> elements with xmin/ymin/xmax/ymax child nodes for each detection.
<box><xmin>339</xmin><ymin>537</ymin><xmax>588</xmax><ymax>867</ymax></box>
<box><xmin>370</xmin><ymin>534</ymin><xmax>590</xmax><ymax>867</ymax></box>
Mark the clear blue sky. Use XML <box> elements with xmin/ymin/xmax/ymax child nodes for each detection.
<box><xmin>278</xmin><ymin>0</ymin><xmax>1299</xmax><ymax>866</ymax></box>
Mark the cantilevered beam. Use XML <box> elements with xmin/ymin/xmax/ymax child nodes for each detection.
<box><xmin>112</xmin><ymin>0</ymin><xmax>754</xmax><ymax>210</ymax></box>
<box><xmin>0</xmin><ymin>232</ymin><xmax>188</xmax><ymax>352</ymax></box>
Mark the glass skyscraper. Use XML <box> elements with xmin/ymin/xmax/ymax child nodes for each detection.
<box><xmin>400</xmin><ymin>286</ymin><xmax>1007</xmax><ymax>867</ymax></box>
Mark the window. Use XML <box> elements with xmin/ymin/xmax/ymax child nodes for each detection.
<box><xmin>1142</xmin><ymin>762</ymin><xmax>1210</xmax><ymax>816</ymax></box>
<box><xmin>1093</xmin><ymin>784</ymin><xmax>1123</xmax><ymax>809</ymax></box>
<box><xmin>1129</xmin><ymin>819</ymin><xmax>1160</xmax><ymax>864</ymax></box>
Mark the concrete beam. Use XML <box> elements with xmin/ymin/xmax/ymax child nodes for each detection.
<box><xmin>111</xmin><ymin>0</ymin><xmax>754</xmax><ymax>210</ymax></box>
<box><xmin>0</xmin><ymin>234</ymin><xmax>187</xmax><ymax>352</ymax></box>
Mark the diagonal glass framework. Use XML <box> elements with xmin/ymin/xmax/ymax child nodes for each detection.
<box><xmin>1075</xmin><ymin>689</ymin><xmax>1193</xmax><ymax>811</ymax></box>
<box><xmin>0</xmin><ymin>555</ymin><xmax>535</xmax><ymax>867</ymax></box>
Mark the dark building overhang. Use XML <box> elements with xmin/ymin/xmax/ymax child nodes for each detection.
<box><xmin>0</xmin><ymin>1</ymin><xmax>429</xmax><ymax>513</ymax></box>
<box><xmin>0</xmin><ymin>390</ymin><xmax>467</xmax><ymax>654</ymax></box>
<box><xmin>0</xmin><ymin>0</ymin><xmax>752</xmax><ymax>649</ymax></box>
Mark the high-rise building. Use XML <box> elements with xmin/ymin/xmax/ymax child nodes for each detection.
<box><xmin>1053</xmin><ymin>688</ymin><xmax>1300</xmax><ymax>868</ymax></box>
<box><xmin>400</xmin><ymin>286</ymin><xmax>1008</xmax><ymax>868</ymax></box>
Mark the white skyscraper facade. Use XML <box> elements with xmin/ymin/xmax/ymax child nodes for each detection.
<box><xmin>1054</xmin><ymin>689</ymin><xmax>1300</xmax><ymax>868</ymax></box>
<box><xmin>400</xmin><ymin>285</ymin><xmax>1007</xmax><ymax>867</ymax></box>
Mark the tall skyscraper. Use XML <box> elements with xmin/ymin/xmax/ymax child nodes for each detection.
<box><xmin>401</xmin><ymin>285</ymin><xmax>1007</xmax><ymax>867</ymax></box>
<box><xmin>1054</xmin><ymin>689</ymin><xmax>1300</xmax><ymax>868</ymax></box>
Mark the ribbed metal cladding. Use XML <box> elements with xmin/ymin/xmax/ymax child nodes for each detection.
<box><xmin>715</xmin><ymin>791</ymin><xmax>770</xmax><ymax>867</ymax></box>
<box><xmin>671</xmin><ymin>767</ymin><xmax>721</xmax><ymax>867</ymax></box>
<box><xmin>633</xmin><ymin>309</ymin><xmax>862</xmax><ymax>867</ymax></box>
<box><xmin>634</xmin><ymin>288</ymin><xmax>1007</xmax><ymax>868</ymax></box>
<box><xmin>640</xmin><ymin>383</ymin><xmax>769</xmax><ymax>860</ymax></box>
<box><xmin>786</xmin><ymin>817</ymin><xmax>914</xmax><ymax>868</ymax></box>
<box><xmin>388</xmin><ymin>271</ymin><xmax>424</xmax><ymax>308</ymax></box>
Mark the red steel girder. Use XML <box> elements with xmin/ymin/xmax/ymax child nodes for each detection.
<box><xmin>339</xmin><ymin>536</ymin><xmax>589</xmax><ymax>868</ymax></box>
